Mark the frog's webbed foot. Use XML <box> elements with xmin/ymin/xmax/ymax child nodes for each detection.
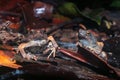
<box><xmin>17</xmin><ymin>40</ymin><xmax>47</xmax><ymax>60</ymax></box>
<box><xmin>25</xmin><ymin>53</ymin><xmax>38</xmax><ymax>61</ymax></box>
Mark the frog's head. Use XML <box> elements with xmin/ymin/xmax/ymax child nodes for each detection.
<box><xmin>78</xmin><ymin>29</ymin><xmax>89</xmax><ymax>40</ymax></box>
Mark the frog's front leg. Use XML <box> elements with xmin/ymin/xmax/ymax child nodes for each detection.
<box><xmin>44</xmin><ymin>42</ymin><xmax>57</xmax><ymax>59</ymax></box>
<box><xmin>44</xmin><ymin>36</ymin><xmax>58</xmax><ymax>59</ymax></box>
<box><xmin>17</xmin><ymin>40</ymin><xmax>47</xmax><ymax>60</ymax></box>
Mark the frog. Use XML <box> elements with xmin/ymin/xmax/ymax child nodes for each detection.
<box><xmin>77</xmin><ymin>28</ymin><xmax>107</xmax><ymax>61</ymax></box>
